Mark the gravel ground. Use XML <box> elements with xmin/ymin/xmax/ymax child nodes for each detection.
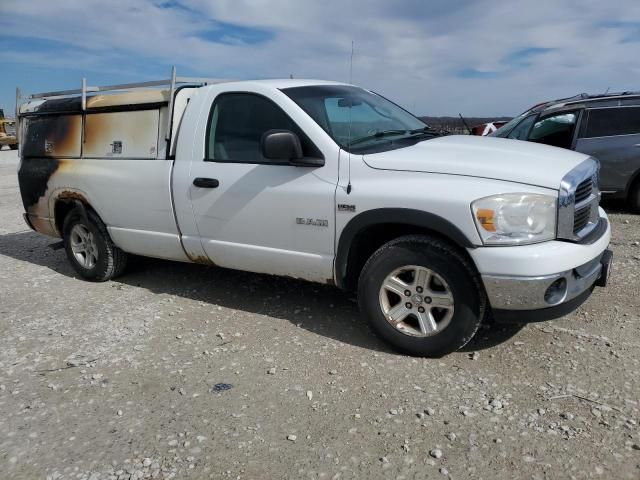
<box><xmin>0</xmin><ymin>147</ymin><xmax>638</xmax><ymax>480</ymax></box>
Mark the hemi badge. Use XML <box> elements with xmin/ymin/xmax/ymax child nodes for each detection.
<box><xmin>338</xmin><ymin>204</ymin><xmax>356</xmax><ymax>212</ymax></box>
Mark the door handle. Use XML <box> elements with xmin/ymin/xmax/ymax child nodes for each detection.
<box><xmin>193</xmin><ymin>177</ymin><xmax>219</xmax><ymax>188</ymax></box>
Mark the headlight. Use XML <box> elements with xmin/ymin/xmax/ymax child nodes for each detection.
<box><xmin>471</xmin><ymin>193</ymin><xmax>556</xmax><ymax>245</ymax></box>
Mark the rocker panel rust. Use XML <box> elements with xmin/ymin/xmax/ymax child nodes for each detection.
<box><xmin>188</xmin><ymin>255</ymin><xmax>216</xmax><ymax>266</ymax></box>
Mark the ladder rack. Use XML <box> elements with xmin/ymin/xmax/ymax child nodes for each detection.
<box><xmin>16</xmin><ymin>66</ymin><xmax>235</xmax><ymax>142</ymax></box>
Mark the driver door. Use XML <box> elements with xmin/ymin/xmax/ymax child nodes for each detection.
<box><xmin>186</xmin><ymin>91</ymin><xmax>339</xmax><ymax>283</ymax></box>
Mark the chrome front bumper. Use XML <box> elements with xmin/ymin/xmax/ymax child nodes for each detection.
<box><xmin>483</xmin><ymin>250</ymin><xmax>610</xmax><ymax>311</ymax></box>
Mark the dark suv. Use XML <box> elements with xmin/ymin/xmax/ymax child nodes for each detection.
<box><xmin>490</xmin><ymin>92</ymin><xmax>640</xmax><ymax>211</ymax></box>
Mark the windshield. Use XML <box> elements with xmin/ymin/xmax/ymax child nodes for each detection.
<box><xmin>488</xmin><ymin>113</ymin><xmax>528</xmax><ymax>138</ymax></box>
<box><xmin>282</xmin><ymin>85</ymin><xmax>429</xmax><ymax>152</ymax></box>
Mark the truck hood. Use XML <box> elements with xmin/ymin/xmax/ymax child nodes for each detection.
<box><xmin>362</xmin><ymin>135</ymin><xmax>589</xmax><ymax>190</ymax></box>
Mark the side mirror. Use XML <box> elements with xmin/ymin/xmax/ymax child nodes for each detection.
<box><xmin>261</xmin><ymin>130</ymin><xmax>303</xmax><ymax>161</ymax></box>
<box><xmin>261</xmin><ymin>129</ymin><xmax>325</xmax><ymax>167</ymax></box>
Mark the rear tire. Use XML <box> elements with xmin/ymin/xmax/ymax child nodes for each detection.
<box><xmin>62</xmin><ymin>207</ymin><xmax>128</xmax><ymax>281</ymax></box>
<box><xmin>10</xmin><ymin>144</ymin><xmax>18</xmax><ymax>150</ymax></box>
<box><xmin>358</xmin><ymin>235</ymin><xmax>485</xmax><ymax>357</ymax></box>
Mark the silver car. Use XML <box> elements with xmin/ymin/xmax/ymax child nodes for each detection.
<box><xmin>490</xmin><ymin>92</ymin><xmax>640</xmax><ymax>212</ymax></box>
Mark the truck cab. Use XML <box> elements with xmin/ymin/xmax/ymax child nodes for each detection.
<box><xmin>16</xmin><ymin>70</ymin><xmax>612</xmax><ymax>357</ymax></box>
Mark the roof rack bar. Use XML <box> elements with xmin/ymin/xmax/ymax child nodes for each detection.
<box><xmin>28</xmin><ymin>88</ymin><xmax>86</xmax><ymax>99</ymax></box>
<box><xmin>175</xmin><ymin>76</ymin><xmax>233</xmax><ymax>85</ymax></box>
<box><xmin>166</xmin><ymin>66</ymin><xmax>177</xmax><ymax>141</ymax></box>
<box><xmin>562</xmin><ymin>93</ymin><xmax>640</xmax><ymax>106</ymax></box>
<box><xmin>90</xmin><ymin>79</ymin><xmax>172</xmax><ymax>92</ymax></box>
<box><xmin>27</xmin><ymin>79</ymin><xmax>173</xmax><ymax>99</ymax></box>
<box><xmin>81</xmin><ymin>77</ymin><xmax>87</xmax><ymax>111</ymax></box>
<box><xmin>26</xmin><ymin>75</ymin><xmax>233</xmax><ymax>101</ymax></box>
<box><xmin>15</xmin><ymin>87</ymin><xmax>21</xmax><ymax>148</ymax></box>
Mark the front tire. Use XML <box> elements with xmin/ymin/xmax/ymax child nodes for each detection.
<box><xmin>358</xmin><ymin>235</ymin><xmax>485</xmax><ymax>357</ymax></box>
<box><xmin>63</xmin><ymin>207</ymin><xmax>128</xmax><ymax>281</ymax></box>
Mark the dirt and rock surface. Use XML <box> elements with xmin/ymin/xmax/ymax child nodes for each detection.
<box><xmin>0</xmin><ymin>148</ymin><xmax>638</xmax><ymax>479</ymax></box>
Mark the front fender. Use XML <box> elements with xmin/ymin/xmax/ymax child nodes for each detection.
<box><xmin>334</xmin><ymin>208</ymin><xmax>476</xmax><ymax>290</ymax></box>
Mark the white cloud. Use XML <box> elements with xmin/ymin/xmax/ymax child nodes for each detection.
<box><xmin>1</xmin><ymin>0</ymin><xmax>639</xmax><ymax>115</ymax></box>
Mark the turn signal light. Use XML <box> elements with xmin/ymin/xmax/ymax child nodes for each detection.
<box><xmin>475</xmin><ymin>208</ymin><xmax>496</xmax><ymax>232</ymax></box>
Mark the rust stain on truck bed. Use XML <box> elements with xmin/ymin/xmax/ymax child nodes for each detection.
<box><xmin>57</xmin><ymin>190</ymin><xmax>88</xmax><ymax>203</ymax></box>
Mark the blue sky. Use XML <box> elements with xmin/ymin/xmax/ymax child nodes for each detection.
<box><xmin>1</xmin><ymin>0</ymin><xmax>639</xmax><ymax>117</ymax></box>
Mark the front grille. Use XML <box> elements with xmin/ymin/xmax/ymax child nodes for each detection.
<box><xmin>573</xmin><ymin>205</ymin><xmax>591</xmax><ymax>233</ymax></box>
<box><xmin>574</xmin><ymin>178</ymin><xmax>592</xmax><ymax>204</ymax></box>
<box><xmin>558</xmin><ymin>158</ymin><xmax>601</xmax><ymax>241</ymax></box>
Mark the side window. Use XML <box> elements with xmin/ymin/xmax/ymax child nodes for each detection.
<box><xmin>528</xmin><ymin>112</ymin><xmax>578</xmax><ymax>149</ymax></box>
<box><xmin>506</xmin><ymin>115</ymin><xmax>537</xmax><ymax>140</ymax></box>
<box><xmin>584</xmin><ymin>107</ymin><xmax>640</xmax><ymax>138</ymax></box>
<box><xmin>206</xmin><ymin>93</ymin><xmax>321</xmax><ymax>163</ymax></box>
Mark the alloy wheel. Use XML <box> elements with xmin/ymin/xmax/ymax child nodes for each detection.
<box><xmin>378</xmin><ymin>265</ymin><xmax>455</xmax><ymax>337</ymax></box>
<box><xmin>69</xmin><ymin>224</ymin><xmax>99</xmax><ymax>269</ymax></box>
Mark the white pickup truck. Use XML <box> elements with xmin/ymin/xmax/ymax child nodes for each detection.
<box><xmin>16</xmin><ymin>69</ymin><xmax>612</xmax><ymax>356</ymax></box>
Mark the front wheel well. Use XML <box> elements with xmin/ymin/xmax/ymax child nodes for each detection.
<box><xmin>338</xmin><ymin>223</ymin><xmax>477</xmax><ymax>293</ymax></box>
<box><xmin>627</xmin><ymin>170</ymin><xmax>640</xmax><ymax>204</ymax></box>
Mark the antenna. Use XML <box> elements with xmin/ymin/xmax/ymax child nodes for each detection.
<box><xmin>346</xmin><ymin>40</ymin><xmax>354</xmax><ymax>195</ymax></box>
<box><xmin>458</xmin><ymin>113</ymin><xmax>472</xmax><ymax>135</ymax></box>
<box><xmin>349</xmin><ymin>40</ymin><xmax>354</xmax><ymax>85</ymax></box>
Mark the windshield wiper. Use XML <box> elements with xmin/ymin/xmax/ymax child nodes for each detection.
<box><xmin>348</xmin><ymin>129</ymin><xmax>408</xmax><ymax>146</ymax></box>
<box><xmin>407</xmin><ymin>126</ymin><xmax>440</xmax><ymax>135</ymax></box>
<box><xmin>401</xmin><ymin>126</ymin><xmax>445</xmax><ymax>139</ymax></box>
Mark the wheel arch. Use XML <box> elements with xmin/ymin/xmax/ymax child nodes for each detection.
<box><xmin>53</xmin><ymin>189</ymin><xmax>101</xmax><ymax>237</ymax></box>
<box><xmin>335</xmin><ymin>208</ymin><xmax>478</xmax><ymax>292</ymax></box>
<box><xmin>625</xmin><ymin>167</ymin><xmax>640</xmax><ymax>198</ymax></box>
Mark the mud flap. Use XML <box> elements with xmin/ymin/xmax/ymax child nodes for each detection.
<box><xmin>595</xmin><ymin>249</ymin><xmax>613</xmax><ymax>287</ymax></box>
